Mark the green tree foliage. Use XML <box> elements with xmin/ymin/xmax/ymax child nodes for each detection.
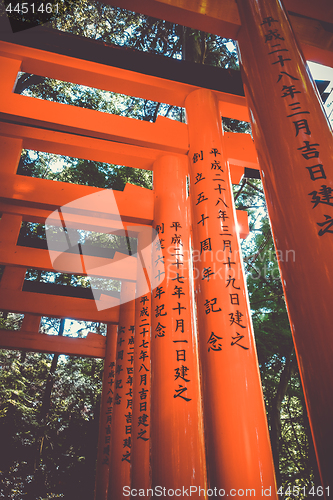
<box><xmin>0</xmin><ymin>347</ymin><xmax>104</xmax><ymax>499</ymax></box>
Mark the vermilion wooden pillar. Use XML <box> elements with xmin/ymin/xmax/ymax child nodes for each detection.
<box><xmin>0</xmin><ymin>136</ymin><xmax>23</xmax><ymax>175</ymax></box>
<box><xmin>107</xmin><ymin>283</ymin><xmax>136</xmax><ymax>500</ymax></box>
<box><xmin>151</xmin><ymin>155</ymin><xmax>207</xmax><ymax>496</ymax></box>
<box><xmin>0</xmin><ymin>213</ymin><xmax>22</xmax><ymax>248</ymax></box>
<box><xmin>94</xmin><ymin>324</ymin><xmax>117</xmax><ymax>500</ymax></box>
<box><xmin>185</xmin><ymin>89</ymin><xmax>277</xmax><ymax>496</ymax></box>
<box><xmin>0</xmin><ymin>214</ymin><xmax>27</xmax><ymax>316</ymax></box>
<box><xmin>131</xmin><ymin>228</ymin><xmax>152</xmax><ymax>495</ymax></box>
<box><xmin>0</xmin><ymin>265</ymin><xmax>25</xmax><ymax>293</ymax></box>
<box><xmin>21</xmin><ymin>314</ymin><xmax>41</xmax><ymax>333</ymax></box>
<box><xmin>236</xmin><ymin>0</ymin><xmax>333</xmax><ymax>490</ymax></box>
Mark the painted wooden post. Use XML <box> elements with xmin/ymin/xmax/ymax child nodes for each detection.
<box><xmin>94</xmin><ymin>324</ymin><xmax>117</xmax><ymax>500</ymax></box>
<box><xmin>0</xmin><ymin>265</ymin><xmax>26</xmax><ymax>292</ymax></box>
<box><xmin>0</xmin><ymin>213</ymin><xmax>38</xmax><ymax>344</ymax></box>
<box><xmin>185</xmin><ymin>88</ymin><xmax>277</xmax><ymax>497</ymax></box>
<box><xmin>131</xmin><ymin>228</ymin><xmax>152</xmax><ymax>495</ymax></box>
<box><xmin>0</xmin><ymin>136</ymin><xmax>23</xmax><ymax>175</ymax></box>
<box><xmin>0</xmin><ymin>56</ymin><xmax>22</xmax><ymax>96</ymax></box>
<box><xmin>150</xmin><ymin>155</ymin><xmax>207</xmax><ymax>497</ymax></box>
<box><xmin>0</xmin><ymin>215</ymin><xmax>26</xmax><ymax>311</ymax></box>
<box><xmin>236</xmin><ymin>0</ymin><xmax>333</xmax><ymax>490</ymax></box>
<box><xmin>0</xmin><ymin>213</ymin><xmax>22</xmax><ymax>247</ymax></box>
<box><xmin>107</xmin><ymin>282</ymin><xmax>136</xmax><ymax>500</ymax></box>
<box><xmin>21</xmin><ymin>314</ymin><xmax>41</xmax><ymax>333</ymax></box>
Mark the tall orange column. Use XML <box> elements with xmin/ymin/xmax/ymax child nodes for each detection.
<box><xmin>151</xmin><ymin>155</ymin><xmax>207</xmax><ymax>496</ymax></box>
<box><xmin>0</xmin><ymin>214</ymin><xmax>27</xmax><ymax>318</ymax></box>
<box><xmin>185</xmin><ymin>89</ymin><xmax>276</xmax><ymax>496</ymax></box>
<box><xmin>0</xmin><ymin>213</ymin><xmax>22</xmax><ymax>247</ymax></box>
<box><xmin>131</xmin><ymin>228</ymin><xmax>152</xmax><ymax>495</ymax></box>
<box><xmin>107</xmin><ymin>283</ymin><xmax>136</xmax><ymax>500</ymax></box>
<box><xmin>0</xmin><ymin>265</ymin><xmax>25</xmax><ymax>293</ymax></box>
<box><xmin>94</xmin><ymin>324</ymin><xmax>117</xmax><ymax>500</ymax></box>
<box><xmin>21</xmin><ymin>314</ymin><xmax>41</xmax><ymax>333</ymax></box>
<box><xmin>236</xmin><ymin>0</ymin><xmax>333</xmax><ymax>490</ymax></box>
<box><xmin>0</xmin><ymin>136</ymin><xmax>23</xmax><ymax>175</ymax></box>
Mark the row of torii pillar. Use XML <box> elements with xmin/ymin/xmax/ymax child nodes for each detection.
<box><xmin>95</xmin><ymin>1</ymin><xmax>333</xmax><ymax>497</ymax></box>
<box><xmin>0</xmin><ymin>0</ymin><xmax>332</xmax><ymax>498</ymax></box>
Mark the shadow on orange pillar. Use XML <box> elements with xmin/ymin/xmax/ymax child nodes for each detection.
<box><xmin>0</xmin><ymin>136</ymin><xmax>23</xmax><ymax>175</ymax></box>
<box><xmin>107</xmin><ymin>283</ymin><xmax>136</xmax><ymax>500</ymax></box>
<box><xmin>131</xmin><ymin>228</ymin><xmax>152</xmax><ymax>496</ymax></box>
<box><xmin>94</xmin><ymin>324</ymin><xmax>117</xmax><ymax>500</ymax></box>
<box><xmin>151</xmin><ymin>155</ymin><xmax>207</xmax><ymax>496</ymax></box>
<box><xmin>185</xmin><ymin>88</ymin><xmax>277</xmax><ymax>497</ymax></box>
<box><xmin>236</xmin><ymin>0</ymin><xmax>333</xmax><ymax>491</ymax></box>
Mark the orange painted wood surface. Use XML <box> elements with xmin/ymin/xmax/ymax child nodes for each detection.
<box><xmin>0</xmin><ymin>329</ymin><xmax>106</xmax><ymax>357</ymax></box>
<box><xmin>0</xmin><ymin>40</ymin><xmax>249</xmax><ymax>121</ymax></box>
<box><xmin>0</xmin><ymin>289</ymin><xmax>119</xmax><ymax>323</ymax></box>
<box><xmin>0</xmin><ymin>75</ymin><xmax>187</xmax><ymax>156</ymax></box>
<box><xmin>0</xmin><ymin>122</ymin><xmax>161</xmax><ymax>172</ymax></box>
<box><xmin>0</xmin><ymin>204</ymin><xmax>147</xmax><ymax>234</ymax></box>
<box><xmin>0</xmin><ymin>122</ymin><xmax>259</xmax><ymax>178</ymax></box>
<box><xmin>0</xmin><ymin>265</ymin><xmax>26</xmax><ymax>291</ymax></box>
<box><xmin>186</xmin><ymin>88</ymin><xmax>277</xmax><ymax>496</ymax></box>
<box><xmin>107</xmin><ymin>284</ymin><xmax>135</xmax><ymax>500</ymax></box>
<box><xmin>151</xmin><ymin>155</ymin><xmax>207</xmax><ymax>496</ymax></box>
<box><xmin>0</xmin><ymin>135</ymin><xmax>23</xmax><ymax>175</ymax></box>
<box><xmin>0</xmin><ymin>177</ymin><xmax>154</xmax><ymax>224</ymax></box>
<box><xmin>237</xmin><ymin>0</ymin><xmax>333</xmax><ymax>489</ymax></box>
<box><xmin>0</xmin><ymin>213</ymin><xmax>22</xmax><ymax>245</ymax></box>
<box><xmin>94</xmin><ymin>324</ymin><xmax>118</xmax><ymax>500</ymax></box>
<box><xmin>224</xmin><ymin>131</ymin><xmax>259</xmax><ymax>170</ymax></box>
<box><xmin>131</xmin><ymin>230</ymin><xmax>152</xmax><ymax>493</ymax></box>
<box><xmin>236</xmin><ymin>209</ymin><xmax>250</xmax><ymax>239</ymax></box>
<box><xmin>21</xmin><ymin>313</ymin><xmax>41</xmax><ymax>332</ymax></box>
<box><xmin>0</xmin><ymin>245</ymin><xmax>137</xmax><ymax>280</ymax></box>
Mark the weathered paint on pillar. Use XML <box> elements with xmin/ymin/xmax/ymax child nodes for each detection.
<box><xmin>21</xmin><ymin>314</ymin><xmax>41</xmax><ymax>333</ymax></box>
<box><xmin>0</xmin><ymin>216</ymin><xmax>27</xmax><ymax>320</ymax></box>
<box><xmin>0</xmin><ymin>213</ymin><xmax>22</xmax><ymax>247</ymax></box>
<box><xmin>185</xmin><ymin>89</ymin><xmax>277</xmax><ymax>496</ymax></box>
<box><xmin>151</xmin><ymin>155</ymin><xmax>207</xmax><ymax>496</ymax></box>
<box><xmin>0</xmin><ymin>56</ymin><xmax>22</xmax><ymax>95</ymax></box>
<box><xmin>94</xmin><ymin>324</ymin><xmax>117</xmax><ymax>500</ymax></box>
<box><xmin>131</xmin><ymin>228</ymin><xmax>152</xmax><ymax>495</ymax></box>
<box><xmin>236</xmin><ymin>0</ymin><xmax>333</xmax><ymax>490</ymax></box>
<box><xmin>0</xmin><ymin>266</ymin><xmax>26</xmax><ymax>291</ymax></box>
<box><xmin>107</xmin><ymin>282</ymin><xmax>136</xmax><ymax>500</ymax></box>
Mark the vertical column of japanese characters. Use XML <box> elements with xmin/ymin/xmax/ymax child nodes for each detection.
<box><xmin>185</xmin><ymin>89</ymin><xmax>277</xmax><ymax>497</ymax></box>
<box><xmin>150</xmin><ymin>155</ymin><xmax>207</xmax><ymax>496</ymax></box>
<box><xmin>236</xmin><ymin>0</ymin><xmax>333</xmax><ymax>491</ymax></box>
<box><xmin>107</xmin><ymin>283</ymin><xmax>136</xmax><ymax>500</ymax></box>
<box><xmin>131</xmin><ymin>227</ymin><xmax>153</xmax><ymax>494</ymax></box>
<box><xmin>94</xmin><ymin>324</ymin><xmax>117</xmax><ymax>500</ymax></box>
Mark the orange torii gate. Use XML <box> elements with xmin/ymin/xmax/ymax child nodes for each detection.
<box><xmin>0</xmin><ymin>0</ymin><xmax>332</xmax><ymax>497</ymax></box>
